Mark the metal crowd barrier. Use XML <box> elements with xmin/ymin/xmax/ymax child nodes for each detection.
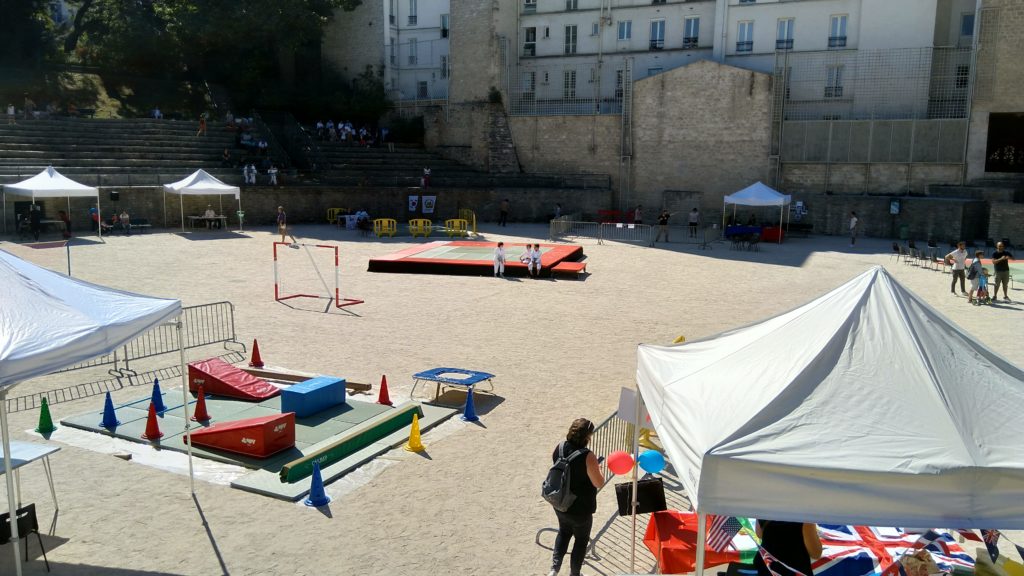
<box><xmin>598</xmin><ymin>223</ymin><xmax>655</xmax><ymax>247</ymax></box>
<box><xmin>55</xmin><ymin>301</ymin><xmax>245</xmax><ymax>377</ymax></box>
<box><xmin>589</xmin><ymin>413</ymin><xmax>635</xmax><ymax>482</ymax></box>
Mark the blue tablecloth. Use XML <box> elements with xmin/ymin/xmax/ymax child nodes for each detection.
<box><xmin>725</xmin><ymin>225</ymin><xmax>762</xmax><ymax>237</ymax></box>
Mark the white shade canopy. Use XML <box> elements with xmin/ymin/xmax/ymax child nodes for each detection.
<box><xmin>4</xmin><ymin>166</ymin><xmax>99</xmax><ymax>199</ymax></box>
<box><xmin>723</xmin><ymin>181</ymin><xmax>791</xmax><ymax>206</ymax></box>
<box><xmin>0</xmin><ymin>249</ymin><xmax>181</xmax><ymax>390</ymax></box>
<box><xmin>637</xmin><ymin>266</ymin><xmax>1024</xmax><ymax>529</ymax></box>
<box><xmin>163</xmin><ymin>169</ymin><xmax>240</xmax><ymax>199</ymax></box>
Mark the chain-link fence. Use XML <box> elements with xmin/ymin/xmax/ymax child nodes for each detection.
<box><xmin>505</xmin><ymin>61</ymin><xmax>626</xmax><ymax>116</ymax></box>
<box><xmin>386</xmin><ymin>38</ymin><xmax>450</xmax><ymax>102</ymax></box>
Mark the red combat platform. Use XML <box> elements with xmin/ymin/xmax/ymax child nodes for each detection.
<box><xmin>188</xmin><ymin>358</ymin><xmax>281</xmax><ymax>401</ymax></box>
<box><xmin>367</xmin><ymin>241</ymin><xmax>584</xmax><ymax>277</ymax></box>
<box><xmin>185</xmin><ymin>412</ymin><xmax>296</xmax><ymax>458</ymax></box>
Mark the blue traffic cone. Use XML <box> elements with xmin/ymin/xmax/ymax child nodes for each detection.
<box><xmin>304</xmin><ymin>462</ymin><xmax>331</xmax><ymax>507</ymax></box>
<box><xmin>461</xmin><ymin>388</ymin><xmax>479</xmax><ymax>422</ymax></box>
<box><xmin>151</xmin><ymin>378</ymin><xmax>167</xmax><ymax>414</ymax></box>
<box><xmin>100</xmin><ymin>391</ymin><xmax>121</xmax><ymax>429</ymax></box>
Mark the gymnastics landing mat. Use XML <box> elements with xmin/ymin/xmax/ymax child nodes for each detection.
<box><xmin>368</xmin><ymin>240</ymin><xmax>584</xmax><ymax>276</ymax></box>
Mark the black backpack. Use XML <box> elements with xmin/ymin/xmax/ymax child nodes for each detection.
<box><xmin>542</xmin><ymin>442</ymin><xmax>586</xmax><ymax>512</ymax></box>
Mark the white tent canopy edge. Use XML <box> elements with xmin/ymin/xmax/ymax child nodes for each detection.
<box><xmin>163</xmin><ymin>169</ymin><xmax>243</xmax><ymax>232</ymax></box>
<box><xmin>2</xmin><ymin>166</ymin><xmax>103</xmax><ymax>239</ymax></box>
<box><xmin>722</xmin><ymin>181</ymin><xmax>792</xmax><ymax>242</ymax></box>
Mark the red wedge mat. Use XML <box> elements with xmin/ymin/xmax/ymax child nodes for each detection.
<box><xmin>188</xmin><ymin>358</ymin><xmax>280</xmax><ymax>401</ymax></box>
<box><xmin>185</xmin><ymin>412</ymin><xmax>295</xmax><ymax>458</ymax></box>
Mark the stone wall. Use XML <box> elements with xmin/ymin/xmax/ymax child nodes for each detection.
<box><xmin>424</xmin><ymin>103</ymin><xmax>492</xmax><ymax>169</ymax></box>
<box><xmin>322</xmin><ymin>3</ymin><xmax>385</xmax><ymax>81</ymax></box>
<box><xmin>988</xmin><ymin>201</ymin><xmax>1024</xmax><ymax>245</ymax></box>
<box><xmin>631</xmin><ymin>61</ymin><xmax>773</xmax><ymax>217</ymax></box>
<box><xmin>781</xmin><ymin>163</ymin><xmax>964</xmax><ymax>195</ymax></box>
<box><xmin>6</xmin><ymin>185</ymin><xmax>613</xmax><ymax>233</ymax></box>
<box><xmin>506</xmin><ymin>115</ymin><xmax>621</xmax><ymax>191</ymax></box>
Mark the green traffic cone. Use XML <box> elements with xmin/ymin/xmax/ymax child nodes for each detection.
<box><xmin>36</xmin><ymin>397</ymin><xmax>56</xmax><ymax>434</ymax></box>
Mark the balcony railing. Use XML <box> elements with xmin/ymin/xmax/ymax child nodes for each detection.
<box><xmin>824</xmin><ymin>85</ymin><xmax>844</xmax><ymax>98</ymax></box>
<box><xmin>776</xmin><ymin>38</ymin><xmax>793</xmax><ymax>50</ymax></box>
<box><xmin>408</xmin><ymin>55</ymin><xmax>418</xmax><ymax>65</ymax></box>
<box><xmin>736</xmin><ymin>40</ymin><xmax>753</xmax><ymax>52</ymax></box>
<box><xmin>408</xmin><ymin>15</ymin><xmax>417</xmax><ymax>26</ymax></box>
<box><xmin>828</xmin><ymin>36</ymin><xmax>847</xmax><ymax>48</ymax></box>
<box><xmin>683</xmin><ymin>37</ymin><xmax>698</xmax><ymax>49</ymax></box>
<box><xmin>523</xmin><ymin>2</ymin><xmax>536</xmax><ymax>13</ymax></box>
<box><xmin>649</xmin><ymin>39</ymin><xmax>664</xmax><ymax>50</ymax></box>
<box><xmin>523</xmin><ymin>43</ymin><xmax>536</xmax><ymax>56</ymax></box>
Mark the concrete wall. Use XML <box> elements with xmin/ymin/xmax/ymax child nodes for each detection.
<box><xmin>423</xmin><ymin>103</ymin><xmax>492</xmax><ymax>169</ymax></box>
<box><xmin>323</xmin><ymin>2</ymin><xmax>387</xmax><ymax>80</ymax></box>
<box><xmin>507</xmin><ymin>114</ymin><xmax>621</xmax><ymax>189</ymax></box>
<box><xmin>966</xmin><ymin>0</ymin><xmax>1024</xmax><ymax>183</ymax></box>
<box><xmin>631</xmin><ymin>60</ymin><xmax>772</xmax><ymax>214</ymax></box>
<box><xmin>780</xmin><ymin>162</ymin><xmax>963</xmax><ymax>194</ymax></box>
<box><xmin>988</xmin><ymin>201</ymin><xmax>1024</xmax><ymax>246</ymax></box>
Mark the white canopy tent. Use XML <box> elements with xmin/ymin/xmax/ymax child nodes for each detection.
<box><xmin>0</xmin><ymin>249</ymin><xmax>195</xmax><ymax>576</ymax></box>
<box><xmin>2</xmin><ymin>166</ymin><xmax>102</xmax><ymax>238</ymax></box>
<box><xmin>722</xmin><ymin>181</ymin><xmax>791</xmax><ymax>241</ymax></box>
<box><xmin>163</xmin><ymin>169</ymin><xmax>242</xmax><ymax>232</ymax></box>
<box><xmin>637</xmin><ymin>266</ymin><xmax>1024</xmax><ymax>575</ymax></box>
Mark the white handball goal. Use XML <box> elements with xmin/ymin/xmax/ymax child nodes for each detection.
<box><xmin>273</xmin><ymin>242</ymin><xmax>363</xmax><ymax>309</ymax></box>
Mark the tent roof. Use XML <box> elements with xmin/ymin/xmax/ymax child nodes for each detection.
<box><xmin>0</xmin><ymin>249</ymin><xmax>181</xmax><ymax>390</ymax></box>
<box><xmin>3</xmin><ymin>166</ymin><xmax>99</xmax><ymax>198</ymax></box>
<box><xmin>636</xmin><ymin>266</ymin><xmax>1024</xmax><ymax>529</ymax></box>
<box><xmin>723</xmin><ymin>181</ymin><xmax>790</xmax><ymax>206</ymax></box>
<box><xmin>164</xmin><ymin>169</ymin><xmax>240</xmax><ymax>199</ymax></box>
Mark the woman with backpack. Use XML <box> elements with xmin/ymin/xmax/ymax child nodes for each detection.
<box><xmin>547</xmin><ymin>418</ymin><xmax>604</xmax><ymax>576</ymax></box>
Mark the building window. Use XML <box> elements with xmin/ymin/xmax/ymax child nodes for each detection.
<box><xmin>544</xmin><ymin>27</ymin><xmax>550</xmax><ymax>38</ymax></box>
<box><xmin>524</xmin><ymin>27</ymin><xmax>537</xmax><ymax>56</ymax></box>
<box><xmin>390</xmin><ymin>39</ymin><xmax>396</xmax><ymax>65</ymax></box>
<box><xmin>615</xmin><ymin>69</ymin><xmax>624</xmax><ymax>98</ymax></box>
<box><xmin>776</xmin><ymin>18</ymin><xmax>794</xmax><ymax>50</ymax></box>
<box><xmin>589</xmin><ymin>67</ymin><xmax>597</xmax><ymax>83</ymax></box>
<box><xmin>542</xmin><ymin>71</ymin><xmax>550</xmax><ymax>84</ymax></box>
<box><xmin>739</xmin><ymin>0</ymin><xmax>755</xmax><ymax>3</ymax></box>
<box><xmin>737</xmin><ymin>21</ymin><xmax>753</xmax><ymax>52</ymax></box>
<box><xmin>825</xmin><ymin>65</ymin><xmax>844</xmax><ymax>98</ymax></box>
<box><xmin>523</xmin><ymin>0</ymin><xmax>536</xmax><ymax>13</ymax></box>
<box><xmin>564</xmin><ymin>25</ymin><xmax>577</xmax><ymax>54</ymax></box>
<box><xmin>684</xmin><ymin>17</ymin><xmax>699</xmax><ymax>48</ymax></box>
<box><xmin>591</xmin><ymin>22</ymin><xmax>600</xmax><ymax>36</ymax></box>
<box><xmin>389</xmin><ymin>0</ymin><xmax>395</xmax><ymax>24</ymax></box>
<box><xmin>649</xmin><ymin>19</ymin><xmax>665</xmax><ymax>50</ymax></box>
<box><xmin>956</xmin><ymin>65</ymin><xmax>970</xmax><ymax>89</ymax></box>
<box><xmin>523</xmin><ymin>71</ymin><xmax>536</xmax><ymax>95</ymax></box>
<box><xmin>961</xmin><ymin>13</ymin><xmax>975</xmax><ymax>37</ymax></box>
<box><xmin>417</xmin><ymin>81</ymin><xmax>428</xmax><ymax>99</ymax></box>
<box><xmin>565</xmin><ymin>0</ymin><xmax>577</xmax><ymax>11</ymax></box>
<box><xmin>652</xmin><ymin>0</ymin><xmax>666</xmax><ymax>4</ymax></box>
<box><xmin>440</xmin><ymin>55</ymin><xmax>448</xmax><ymax>78</ymax></box>
<box><xmin>408</xmin><ymin>38</ymin><xmax>417</xmax><ymax>65</ymax></box>
<box><xmin>829</xmin><ymin>15</ymin><xmax>847</xmax><ymax>48</ymax></box>
<box><xmin>618</xmin><ymin>20</ymin><xmax>632</xmax><ymax>40</ymax></box>
<box><xmin>647</xmin><ymin>67</ymin><xmax>663</xmax><ymax>76</ymax></box>
<box><xmin>563</xmin><ymin>70</ymin><xmax>577</xmax><ymax>99</ymax></box>
<box><xmin>441</xmin><ymin>14</ymin><xmax>449</xmax><ymax>38</ymax></box>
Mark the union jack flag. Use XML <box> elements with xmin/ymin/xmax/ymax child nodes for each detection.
<box><xmin>982</xmin><ymin>529</ymin><xmax>1001</xmax><ymax>562</ymax></box>
<box><xmin>707</xmin><ymin>515</ymin><xmax>742</xmax><ymax>552</ymax></box>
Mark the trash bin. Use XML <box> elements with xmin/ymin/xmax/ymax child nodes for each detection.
<box><xmin>899</xmin><ymin>225</ymin><xmax>909</xmax><ymax>240</ymax></box>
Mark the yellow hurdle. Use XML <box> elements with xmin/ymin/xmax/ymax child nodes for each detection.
<box><xmin>373</xmin><ymin>218</ymin><xmax>397</xmax><ymax>238</ymax></box>
<box><xmin>444</xmin><ymin>218</ymin><xmax>468</xmax><ymax>238</ymax></box>
<box><xmin>408</xmin><ymin>218</ymin><xmax>432</xmax><ymax>238</ymax></box>
<box><xmin>326</xmin><ymin>207</ymin><xmax>346</xmax><ymax>224</ymax></box>
<box><xmin>404</xmin><ymin>413</ymin><xmax>425</xmax><ymax>452</ymax></box>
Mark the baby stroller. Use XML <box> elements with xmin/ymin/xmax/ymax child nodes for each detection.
<box><xmin>975</xmin><ymin>269</ymin><xmax>992</xmax><ymax>305</ymax></box>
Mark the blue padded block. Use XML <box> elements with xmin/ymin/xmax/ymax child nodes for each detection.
<box><xmin>281</xmin><ymin>376</ymin><xmax>347</xmax><ymax>418</ymax></box>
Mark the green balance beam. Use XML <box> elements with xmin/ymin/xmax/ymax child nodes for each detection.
<box><xmin>279</xmin><ymin>403</ymin><xmax>423</xmax><ymax>483</ymax></box>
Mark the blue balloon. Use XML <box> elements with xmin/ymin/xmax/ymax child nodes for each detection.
<box><xmin>637</xmin><ymin>450</ymin><xmax>665</xmax><ymax>474</ymax></box>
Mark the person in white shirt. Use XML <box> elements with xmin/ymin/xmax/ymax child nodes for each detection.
<box><xmin>849</xmin><ymin>211</ymin><xmax>859</xmax><ymax>247</ymax></box>
<box><xmin>119</xmin><ymin>209</ymin><xmax>131</xmax><ymax>235</ymax></box>
<box><xmin>520</xmin><ymin>244</ymin><xmax>534</xmax><ymax>277</ymax></box>
<box><xmin>945</xmin><ymin>241</ymin><xmax>968</xmax><ymax>295</ymax></box>
<box><xmin>688</xmin><ymin>208</ymin><xmax>700</xmax><ymax>238</ymax></box>
<box><xmin>493</xmin><ymin>241</ymin><xmax>506</xmax><ymax>277</ymax></box>
<box><xmin>268</xmin><ymin>165</ymin><xmax>278</xmax><ymax>185</ymax></box>
<box><xmin>633</xmin><ymin>205</ymin><xmax>643</xmax><ymax>225</ymax></box>
<box><xmin>203</xmin><ymin>205</ymin><xmax>219</xmax><ymax>229</ymax></box>
<box><xmin>152</xmin><ymin>106</ymin><xmax>162</xmax><ymax>120</ymax></box>
<box><xmin>8</xmin><ymin>103</ymin><xmax>17</xmax><ymax>124</ymax></box>
<box><xmin>531</xmin><ymin>244</ymin><xmax>543</xmax><ymax>278</ymax></box>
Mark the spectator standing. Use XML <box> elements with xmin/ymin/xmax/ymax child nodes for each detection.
<box><xmin>554</xmin><ymin>203</ymin><xmax>562</xmax><ymax>219</ymax></box>
<box><xmin>221</xmin><ymin>148</ymin><xmax>232</xmax><ymax>167</ymax></box>
<box><xmin>547</xmin><ymin>418</ymin><xmax>604</xmax><ymax>576</ymax></box>
<box><xmin>633</xmin><ymin>205</ymin><xmax>643</xmax><ymax>225</ymax></box>
<box><xmin>421</xmin><ymin>167</ymin><xmax>431</xmax><ymax>189</ymax></box>
<box><xmin>196</xmin><ymin>113</ymin><xmax>207</xmax><ymax>137</ymax></box>
<box><xmin>315</xmin><ymin>120</ymin><xmax>324</xmax><ymax>140</ymax></box>
<box><xmin>29</xmin><ymin>205</ymin><xmax>41</xmax><ymax>241</ymax></box>
<box><xmin>277</xmin><ymin>206</ymin><xmax>298</xmax><ymax>244</ymax></box>
<box><xmin>688</xmin><ymin>207</ymin><xmax>700</xmax><ymax>238</ymax></box>
<box><xmin>499</xmin><ymin>198</ymin><xmax>510</xmax><ymax>227</ymax></box>
<box><xmin>6</xmin><ymin>103</ymin><xmax>15</xmax><ymax>124</ymax></box>
<box><xmin>656</xmin><ymin>209</ymin><xmax>671</xmax><ymax>243</ymax></box>
<box><xmin>225</xmin><ymin>110</ymin><xmax>234</xmax><ymax>125</ymax></box>
<box><xmin>58</xmin><ymin>210</ymin><xmax>71</xmax><ymax>239</ymax></box>
<box><xmin>23</xmin><ymin>94</ymin><xmax>35</xmax><ymax>120</ymax></box>
<box><xmin>991</xmin><ymin>241</ymin><xmax>1014</xmax><ymax>301</ymax></box>
<box><xmin>849</xmin><ymin>211</ymin><xmax>859</xmax><ymax>247</ymax></box>
<box><xmin>89</xmin><ymin>206</ymin><xmax>99</xmax><ymax>232</ymax></box>
<box><xmin>967</xmin><ymin>250</ymin><xmax>986</xmax><ymax>304</ymax></box>
<box><xmin>268</xmin><ymin>165</ymin><xmax>278</xmax><ymax>186</ymax></box>
<box><xmin>493</xmin><ymin>241</ymin><xmax>506</xmax><ymax>278</ymax></box>
<box><xmin>152</xmin><ymin>106</ymin><xmax>162</xmax><ymax>120</ymax></box>
<box><xmin>945</xmin><ymin>241</ymin><xmax>968</xmax><ymax>296</ymax></box>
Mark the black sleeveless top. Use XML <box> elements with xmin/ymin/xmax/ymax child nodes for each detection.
<box><xmin>753</xmin><ymin>520</ymin><xmax>813</xmax><ymax>576</ymax></box>
<box><xmin>552</xmin><ymin>441</ymin><xmax>597</xmax><ymax>515</ymax></box>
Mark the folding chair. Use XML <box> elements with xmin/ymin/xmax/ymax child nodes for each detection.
<box><xmin>0</xmin><ymin>503</ymin><xmax>50</xmax><ymax>572</ymax></box>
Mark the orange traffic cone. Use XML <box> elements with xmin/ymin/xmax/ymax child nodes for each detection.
<box><xmin>141</xmin><ymin>402</ymin><xmax>163</xmax><ymax>440</ymax></box>
<box><xmin>191</xmin><ymin>386</ymin><xmax>211</xmax><ymax>422</ymax></box>
<box><xmin>249</xmin><ymin>339</ymin><xmax>264</xmax><ymax>368</ymax></box>
<box><xmin>377</xmin><ymin>375</ymin><xmax>393</xmax><ymax>406</ymax></box>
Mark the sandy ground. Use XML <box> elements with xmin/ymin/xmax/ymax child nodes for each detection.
<box><xmin>1</xmin><ymin>223</ymin><xmax>1022</xmax><ymax>576</ymax></box>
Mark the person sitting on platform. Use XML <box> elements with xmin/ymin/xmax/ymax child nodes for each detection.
<box><xmin>119</xmin><ymin>209</ymin><xmax>131</xmax><ymax>235</ymax></box>
<box><xmin>203</xmin><ymin>205</ymin><xmax>220</xmax><ymax>229</ymax></box>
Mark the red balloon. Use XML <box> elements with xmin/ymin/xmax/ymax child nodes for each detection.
<box><xmin>607</xmin><ymin>450</ymin><xmax>635</xmax><ymax>475</ymax></box>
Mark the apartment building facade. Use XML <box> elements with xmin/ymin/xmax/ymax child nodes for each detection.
<box><xmin>322</xmin><ymin>0</ymin><xmax>451</xmax><ymax>102</ymax></box>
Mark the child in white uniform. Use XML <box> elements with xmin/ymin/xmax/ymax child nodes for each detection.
<box><xmin>494</xmin><ymin>242</ymin><xmax>506</xmax><ymax>277</ymax></box>
<box><xmin>530</xmin><ymin>244</ymin><xmax>543</xmax><ymax>278</ymax></box>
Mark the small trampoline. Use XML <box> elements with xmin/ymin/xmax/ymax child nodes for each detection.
<box><xmin>410</xmin><ymin>367</ymin><xmax>495</xmax><ymax>403</ymax></box>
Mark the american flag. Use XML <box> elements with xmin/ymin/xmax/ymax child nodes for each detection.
<box><xmin>707</xmin><ymin>515</ymin><xmax>742</xmax><ymax>552</ymax></box>
<box><xmin>982</xmin><ymin>529</ymin><xmax>1001</xmax><ymax>562</ymax></box>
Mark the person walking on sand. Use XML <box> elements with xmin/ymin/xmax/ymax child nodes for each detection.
<box><xmin>848</xmin><ymin>211</ymin><xmax>859</xmax><ymax>247</ymax></box>
<box><xmin>493</xmin><ymin>241</ymin><xmax>506</xmax><ymax>278</ymax></box>
<box><xmin>633</xmin><ymin>205</ymin><xmax>643</xmax><ymax>225</ymax></box>
<box><xmin>547</xmin><ymin>418</ymin><xmax>604</xmax><ymax>576</ymax></box>
<box><xmin>277</xmin><ymin>206</ymin><xmax>298</xmax><ymax>245</ymax></box>
<box><xmin>499</xmin><ymin>198</ymin><xmax>510</xmax><ymax>227</ymax></box>
<box><xmin>656</xmin><ymin>209</ymin><xmax>671</xmax><ymax>243</ymax></box>
<box><xmin>967</xmin><ymin>250</ymin><xmax>986</xmax><ymax>304</ymax></box>
<box><xmin>991</xmin><ymin>241</ymin><xmax>1014</xmax><ymax>302</ymax></box>
<box><xmin>688</xmin><ymin>207</ymin><xmax>700</xmax><ymax>238</ymax></box>
<box><xmin>945</xmin><ymin>241</ymin><xmax>968</xmax><ymax>296</ymax></box>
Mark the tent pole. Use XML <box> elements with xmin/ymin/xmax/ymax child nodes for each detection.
<box><xmin>175</xmin><ymin>318</ymin><xmax>195</xmax><ymax>494</ymax></box>
<box><xmin>163</xmin><ymin>189</ymin><xmax>167</xmax><ymax>230</ymax></box>
<box><xmin>1</xmin><ymin>388</ymin><xmax>25</xmax><ymax>576</ymax></box>
<box><xmin>2</xmin><ymin>187</ymin><xmax>6</xmax><ymax>234</ymax></box>
<box><xmin>779</xmin><ymin>204</ymin><xmax>783</xmax><ymax>243</ymax></box>
<box><xmin>629</xmin><ymin>381</ymin><xmax>643</xmax><ymax>573</ymax></box>
<box><xmin>97</xmin><ymin>193</ymin><xmax>102</xmax><ymax>241</ymax></box>
<box><xmin>696</xmin><ymin>510</ymin><xmax>707</xmax><ymax>576</ymax></box>
<box><xmin>237</xmin><ymin>196</ymin><xmax>242</xmax><ymax>232</ymax></box>
<box><xmin>180</xmin><ymin>195</ymin><xmax>185</xmax><ymax>233</ymax></box>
